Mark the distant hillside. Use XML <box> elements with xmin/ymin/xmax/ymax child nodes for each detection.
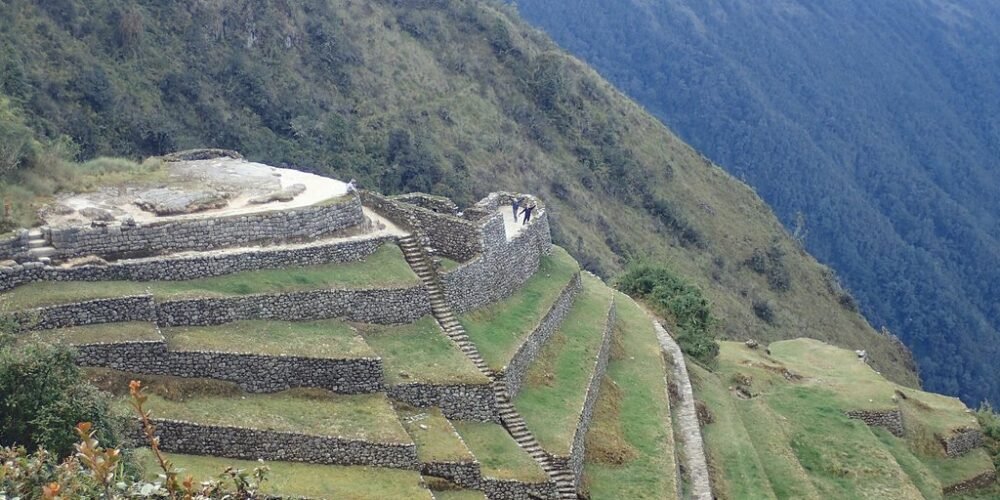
<box><xmin>513</xmin><ymin>0</ymin><xmax>1000</xmax><ymax>406</ymax></box>
<box><xmin>0</xmin><ymin>0</ymin><xmax>916</xmax><ymax>385</ymax></box>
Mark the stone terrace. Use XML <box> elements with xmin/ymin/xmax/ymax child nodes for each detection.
<box><xmin>4</xmin><ymin>158</ymin><xmax>626</xmax><ymax>499</ymax></box>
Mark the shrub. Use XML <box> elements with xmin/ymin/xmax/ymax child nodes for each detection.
<box><xmin>0</xmin><ymin>341</ymin><xmax>126</xmax><ymax>458</ymax></box>
<box><xmin>752</xmin><ymin>298</ymin><xmax>776</xmax><ymax>324</ymax></box>
<box><xmin>617</xmin><ymin>264</ymin><xmax>718</xmax><ymax>363</ymax></box>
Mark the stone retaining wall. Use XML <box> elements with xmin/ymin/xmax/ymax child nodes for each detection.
<box><xmin>0</xmin><ymin>236</ymin><xmax>394</xmax><ymax>292</ymax></box>
<box><xmin>480</xmin><ymin>478</ymin><xmax>557</xmax><ymax>500</ymax></box>
<box><xmin>155</xmin><ymin>287</ymin><xmax>429</xmax><ymax>326</ymax></box>
<box><xmin>138</xmin><ymin>418</ymin><xmax>418</xmax><ymax>468</ymax></box>
<box><xmin>0</xmin><ymin>230</ymin><xmax>28</xmax><ymax>259</ymax></box>
<box><xmin>942</xmin><ymin>470</ymin><xmax>997</xmax><ymax>496</ymax></box>
<box><xmin>76</xmin><ymin>340</ymin><xmax>383</xmax><ymax>394</ymax></box>
<box><xmin>11</xmin><ymin>296</ymin><xmax>157</xmax><ymax>331</ymax></box>
<box><xmin>13</xmin><ymin>286</ymin><xmax>429</xmax><ymax>331</ymax></box>
<box><xmin>387</xmin><ymin>383</ymin><xmax>498</xmax><ymax>422</ymax></box>
<box><xmin>500</xmin><ymin>273</ymin><xmax>582</xmax><ymax>397</ymax></box>
<box><xmin>547</xmin><ymin>297</ymin><xmax>616</xmax><ymax>485</ymax></box>
<box><xmin>45</xmin><ymin>195</ymin><xmax>363</xmax><ymax>260</ymax></box>
<box><xmin>942</xmin><ymin>428</ymin><xmax>985</xmax><ymax>457</ymax></box>
<box><xmin>361</xmin><ymin>191</ymin><xmax>481</xmax><ymax>262</ymax></box>
<box><xmin>440</xmin><ymin>210</ymin><xmax>552</xmax><ymax>315</ymax></box>
<box><xmin>845</xmin><ymin>409</ymin><xmax>905</xmax><ymax>437</ymax></box>
<box><xmin>420</xmin><ymin>461</ymin><xmax>481</xmax><ymax>489</ymax></box>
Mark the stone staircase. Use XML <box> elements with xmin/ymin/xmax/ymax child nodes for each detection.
<box><xmin>397</xmin><ymin>234</ymin><xmax>579</xmax><ymax>499</ymax></box>
<box><xmin>26</xmin><ymin>228</ymin><xmax>56</xmax><ymax>262</ymax></box>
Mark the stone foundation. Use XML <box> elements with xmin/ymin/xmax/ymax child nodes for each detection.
<box><xmin>942</xmin><ymin>428</ymin><xmax>985</xmax><ymax>458</ymax></box>
<box><xmin>845</xmin><ymin>409</ymin><xmax>905</xmax><ymax>437</ymax></box>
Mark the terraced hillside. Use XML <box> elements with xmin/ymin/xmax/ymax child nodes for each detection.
<box><xmin>691</xmin><ymin>339</ymin><xmax>996</xmax><ymax>499</ymax></box>
<box><xmin>4</xmin><ymin>161</ymin><xmax>993</xmax><ymax>498</ymax></box>
<box><xmin>1</xmin><ymin>167</ymin><xmax>681</xmax><ymax>499</ymax></box>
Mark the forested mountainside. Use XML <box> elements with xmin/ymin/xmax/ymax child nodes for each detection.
<box><xmin>0</xmin><ymin>0</ymin><xmax>917</xmax><ymax>385</ymax></box>
<box><xmin>514</xmin><ymin>0</ymin><xmax>1000</xmax><ymax>406</ymax></box>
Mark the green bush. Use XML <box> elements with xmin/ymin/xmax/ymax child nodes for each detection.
<box><xmin>0</xmin><ymin>341</ymin><xmax>126</xmax><ymax>458</ymax></box>
<box><xmin>617</xmin><ymin>265</ymin><xmax>718</xmax><ymax>363</ymax></box>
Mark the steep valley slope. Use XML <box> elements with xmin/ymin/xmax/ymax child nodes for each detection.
<box><xmin>511</xmin><ymin>0</ymin><xmax>1000</xmax><ymax>406</ymax></box>
<box><xmin>0</xmin><ymin>0</ymin><xmax>916</xmax><ymax>385</ymax></box>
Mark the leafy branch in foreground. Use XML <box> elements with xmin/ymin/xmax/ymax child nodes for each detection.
<box><xmin>0</xmin><ymin>380</ymin><xmax>269</xmax><ymax>499</ymax></box>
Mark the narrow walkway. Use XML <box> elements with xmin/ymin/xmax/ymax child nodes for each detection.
<box><xmin>654</xmin><ymin>320</ymin><xmax>713</xmax><ymax>500</ymax></box>
<box><xmin>397</xmin><ymin>233</ymin><xmax>578</xmax><ymax>499</ymax></box>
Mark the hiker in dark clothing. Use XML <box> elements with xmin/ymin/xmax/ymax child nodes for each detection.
<box><xmin>520</xmin><ymin>203</ymin><xmax>535</xmax><ymax>225</ymax></box>
<box><xmin>511</xmin><ymin>197</ymin><xmax>522</xmax><ymax>223</ymax></box>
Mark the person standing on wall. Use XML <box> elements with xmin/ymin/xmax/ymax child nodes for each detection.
<box><xmin>520</xmin><ymin>202</ymin><xmax>535</xmax><ymax>225</ymax></box>
<box><xmin>512</xmin><ymin>196</ymin><xmax>522</xmax><ymax>223</ymax></box>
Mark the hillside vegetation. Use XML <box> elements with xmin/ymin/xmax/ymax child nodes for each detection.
<box><xmin>512</xmin><ymin>0</ymin><xmax>1000</xmax><ymax>406</ymax></box>
<box><xmin>0</xmin><ymin>0</ymin><xmax>915</xmax><ymax>385</ymax></box>
<box><xmin>692</xmin><ymin>339</ymin><xmax>995</xmax><ymax>499</ymax></box>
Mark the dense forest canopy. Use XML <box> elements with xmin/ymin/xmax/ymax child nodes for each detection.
<box><xmin>514</xmin><ymin>0</ymin><xmax>1000</xmax><ymax>406</ymax></box>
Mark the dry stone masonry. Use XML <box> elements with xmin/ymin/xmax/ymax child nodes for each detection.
<box><xmin>4</xmin><ymin>181</ymin><xmax>610</xmax><ymax>499</ymax></box>
<box><xmin>135</xmin><ymin>418</ymin><xmax>418</xmax><ymax>468</ymax></box>
<box><xmin>845</xmin><ymin>409</ymin><xmax>905</xmax><ymax>437</ymax></box>
<box><xmin>500</xmin><ymin>273</ymin><xmax>582</xmax><ymax>397</ymax></box>
<box><xmin>75</xmin><ymin>339</ymin><xmax>383</xmax><ymax>394</ymax></box>
<box><xmin>0</xmin><ymin>235</ymin><xmax>394</xmax><ymax>292</ymax></box>
<box><xmin>40</xmin><ymin>195</ymin><xmax>364</xmax><ymax>261</ymax></box>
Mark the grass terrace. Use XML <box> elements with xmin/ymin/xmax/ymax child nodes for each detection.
<box><xmin>15</xmin><ymin>321</ymin><xmax>161</xmax><ymax>346</ymax></box>
<box><xmin>582</xmin><ymin>294</ymin><xmax>677</xmax><ymax>499</ymax></box>
<box><xmin>396</xmin><ymin>405</ymin><xmax>474</xmax><ymax>463</ymax></box>
<box><xmin>694</xmin><ymin>340</ymin><xmax>993</xmax><ymax>499</ymax></box>
<box><xmin>107</xmin><ymin>376</ymin><xmax>410</xmax><ymax>443</ymax></box>
<box><xmin>163</xmin><ymin>319</ymin><xmax>374</xmax><ymax>358</ymax></box>
<box><xmin>433</xmin><ymin>491</ymin><xmax>488</xmax><ymax>500</ymax></box>
<box><xmin>451</xmin><ymin>421</ymin><xmax>549</xmax><ymax>482</ymax></box>
<box><xmin>3</xmin><ymin>244</ymin><xmax>417</xmax><ymax>309</ymax></box>
<box><xmin>460</xmin><ymin>246</ymin><xmax>579</xmax><ymax>370</ymax></box>
<box><xmin>357</xmin><ymin>316</ymin><xmax>488</xmax><ymax>385</ymax></box>
<box><xmin>514</xmin><ymin>273</ymin><xmax>614</xmax><ymax>456</ymax></box>
<box><xmin>134</xmin><ymin>450</ymin><xmax>433</xmax><ymax>499</ymax></box>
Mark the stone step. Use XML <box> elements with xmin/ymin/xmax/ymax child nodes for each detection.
<box><xmin>28</xmin><ymin>247</ymin><xmax>57</xmax><ymax>258</ymax></box>
<box><xmin>27</xmin><ymin>228</ymin><xmax>43</xmax><ymax>238</ymax></box>
<box><xmin>27</xmin><ymin>239</ymin><xmax>47</xmax><ymax>248</ymax></box>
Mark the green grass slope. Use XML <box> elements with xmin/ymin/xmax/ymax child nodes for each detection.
<box><xmin>693</xmin><ymin>340</ymin><xmax>995</xmax><ymax>499</ymax></box>
<box><xmin>0</xmin><ymin>0</ymin><xmax>915</xmax><ymax>385</ymax></box>
<box><xmin>581</xmin><ymin>294</ymin><xmax>677</xmax><ymax>499</ymax></box>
